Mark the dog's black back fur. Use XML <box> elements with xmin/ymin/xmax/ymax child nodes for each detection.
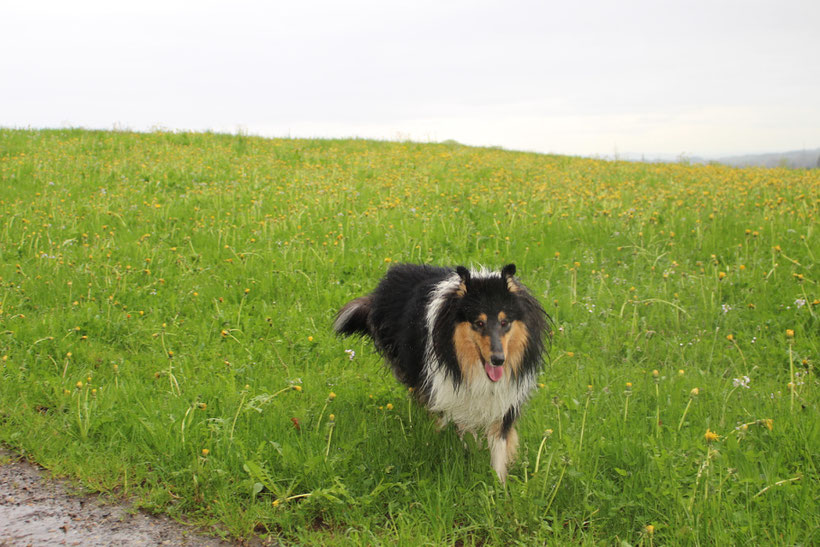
<box><xmin>366</xmin><ymin>264</ymin><xmax>451</xmax><ymax>387</ymax></box>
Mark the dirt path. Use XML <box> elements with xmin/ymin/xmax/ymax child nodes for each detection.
<box><xmin>0</xmin><ymin>448</ymin><xmax>235</xmax><ymax>546</ymax></box>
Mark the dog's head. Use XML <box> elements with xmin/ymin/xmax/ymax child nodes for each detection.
<box><xmin>450</xmin><ymin>264</ymin><xmax>531</xmax><ymax>384</ymax></box>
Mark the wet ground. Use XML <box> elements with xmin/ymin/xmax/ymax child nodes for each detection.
<box><xmin>0</xmin><ymin>448</ymin><xmax>234</xmax><ymax>546</ymax></box>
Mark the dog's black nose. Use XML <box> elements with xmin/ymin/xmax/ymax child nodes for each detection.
<box><xmin>491</xmin><ymin>354</ymin><xmax>505</xmax><ymax>367</ymax></box>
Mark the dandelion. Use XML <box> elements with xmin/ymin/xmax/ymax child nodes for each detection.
<box><xmin>386</xmin><ymin>403</ymin><xmax>394</xmax><ymax>410</ymax></box>
<box><xmin>316</xmin><ymin>391</ymin><xmax>337</xmax><ymax>432</ymax></box>
<box><xmin>292</xmin><ymin>385</ymin><xmax>302</xmax><ymax>392</ymax></box>
<box><xmin>652</xmin><ymin>370</ymin><xmax>661</xmax><ymax>434</ymax></box>
<box><xmin>704</xmin><ymin>429</ymin><xmax>720</xmax><ymax>442</ymax></box>
<box><xmin>307</xmin><ymin>336</ymin><xmax>314</xmax><ymax>342</ymax></box>
<box><xmin>623</xmin><ymin>382</ymin><xmax>633</xmax><ymax>422</ymax></box>
<box><xmin>645</xmin><ymin>524</ymin><xmax>655</xmax><ymax>536</ymax></box>
<box><xmin>533</xmin><ymin>428</ymin><xmax>554</xmax><ymax>474</ymax></box>
<box><xmin>201</xmin><ymin>448</ymin><xmax>210</xmax><ymax>456</ymax></box>
<box><xmin>677</xmin><ymin>387</ymin><xmax>699</xmax><ymax>431</ymax></box>
<box><xmin>786</xmin><ymin>330</ymin><xmax>795</xmax><ymax>412</ymax></box>
<box><xmin>324</xmin><ymin>412</ymin><xmax>337</xmax><ymax>459</ymax></box>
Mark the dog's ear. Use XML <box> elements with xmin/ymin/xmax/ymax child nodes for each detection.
<box><xmin>455</xmin><ymin>266</ymin><xmax>470</xmax><ymax>297</ymax></box>
<box><xmin>501</xmin><ymin>263</ymin><xmax>518</xmax><ymax>292</ymax></box>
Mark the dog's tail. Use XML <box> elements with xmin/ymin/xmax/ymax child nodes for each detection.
<box><xmin>333</xmin><ymin>296</ymin><xmax>372</xmax><ymax>337</ymax></box>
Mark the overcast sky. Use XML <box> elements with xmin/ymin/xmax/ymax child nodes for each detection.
<box><xmin>2</xmin><ymin>0</ymin><xmax>819</xmax><ymax>158</ymax></box>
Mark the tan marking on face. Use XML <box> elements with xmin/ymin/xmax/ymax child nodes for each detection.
<box><xmin>453</xmin><ymin>322</ymin><xmax>480</xmax><ymax>383</ymax></box>
<box><xmin>501</xmin><ymin>320</ymin><xmax>529</xmax><ymax>376</ymax></box>
<box><xmin>498</xmin><ymin>311</ymin><xmax>507</xmax><ymax>322</ymax></box>
<box><xmin>477</xmin><ymin>313</ymin><xmax>487</xmax><ymax>323</ymax></box>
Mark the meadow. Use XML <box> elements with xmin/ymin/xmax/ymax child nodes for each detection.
<box><xmin>0</xmin><ymin>128</ymin><xmax>817</xmax><ymax>545</ymax></box>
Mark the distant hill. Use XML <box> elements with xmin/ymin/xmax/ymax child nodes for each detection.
<box><xmin>613</xmin><ymin>148</ymin><xmax>820</xmax><ymax>169</ymax></box>
<box><xmin>707</xmin><ymin>148</ymin><xmax>820</xmax><ymax>169</ymax></box>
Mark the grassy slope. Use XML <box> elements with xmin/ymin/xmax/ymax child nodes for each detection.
<box><xmin>0</xmin><ymin>128</ymin><xmax>817</xmax><ymax>545</ymax></box>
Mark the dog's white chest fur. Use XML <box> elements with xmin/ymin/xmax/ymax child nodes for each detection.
<box><xmin>424</xmin><ymin>365</ymin><xmax>534</xmax><ymax>433</ymax></box>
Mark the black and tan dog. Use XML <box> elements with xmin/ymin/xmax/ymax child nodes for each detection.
<box><xmin>334</xmin><ymin>263</ymin><xmax>550</xmax><ymax>482</ymax></box>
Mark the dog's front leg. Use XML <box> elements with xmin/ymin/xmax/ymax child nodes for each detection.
<box><xmin>487</xmin><ymin>421</ymin><xmax>518</xmax><ymax>483</ymax></box>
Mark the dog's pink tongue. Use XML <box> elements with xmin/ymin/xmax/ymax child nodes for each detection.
<box><xmin>485</xmin><ymin>363</ymin><xmax>503</xmax><ymax>382</ymax></box>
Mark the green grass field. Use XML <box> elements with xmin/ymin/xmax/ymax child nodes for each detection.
<box><xmin>0</xmin><ymin>128</ymin><xmax>817</xmax><ymax>545</ymax></box>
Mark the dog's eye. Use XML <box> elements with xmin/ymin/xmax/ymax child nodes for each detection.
<box><xmin>500</xmin><ymin>320</ymin><xmax>509</xmax><ymax>328</ymax></box>
<box><xmin>474</xmin><ymin>320</ymin><xmax>485</xmax><ymax>329</ymax></box>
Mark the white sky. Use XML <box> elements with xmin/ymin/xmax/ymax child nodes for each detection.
<box><xmin>2</xmin><ymin>0</ymin><xmax>819</xmax><ymax>157</ymax></box>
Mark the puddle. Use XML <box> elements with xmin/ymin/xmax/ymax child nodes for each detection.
<box><xmin>0</xmin><ymin>448</ymin><xmax>234</xmax><ymax>546</ymax></box>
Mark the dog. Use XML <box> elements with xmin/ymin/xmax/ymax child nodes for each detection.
<box><xmin>333</xmin><ymin>263</ymin><xmax>550</xmax><ymax>482</ymax></box>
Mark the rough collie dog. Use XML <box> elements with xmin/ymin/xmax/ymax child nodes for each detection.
<box><xmin>334</xmin><ymin>263</ymin><xmax>550</xmax><ymax>482</ymax></box>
